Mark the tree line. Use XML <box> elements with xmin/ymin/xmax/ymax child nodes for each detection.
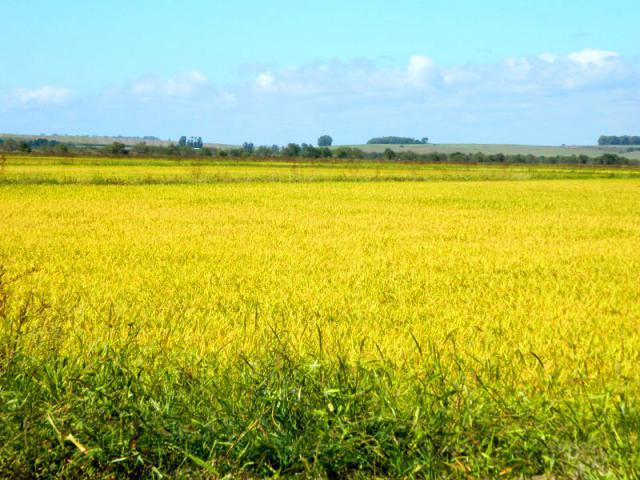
<box><xmin>598</xmin><ymin>135</ymin><xmax>640</xmax><ymax>146</ymax></box>
<box><xmin>367</xmin><ymin>136</ymin><xmax>429</xmax><ymax>145</ymax></box>
<box><xmin>0</xmin><ymin>138</ymin><xmax>71</xmax><ymax>154</ymax></box>
<box><xmin>1</xmin><ymin>137</ymin><xmax>636</xmax><ymax>165</ymax></box>
<box><xmin>178</xmin><ymin>136</ymin><xmax>203</xmax><ymax>148</ymax></box>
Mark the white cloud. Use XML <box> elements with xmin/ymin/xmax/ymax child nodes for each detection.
<box><xmin>251</xmin><ymin>56</ymin><xmax>446</xmax><ymax>97</ymax></box>
<box><xmin>247</xmin><ymin>48</ymin><xmax>635</xmax><ymax>99</ymax></box>
<box><xmin>5</xmin><ymin>86</ymin><xmax>73</xmax><ymax>106</ymax></box>
<box><xmin>538</xmin><ymin>53</ymin><xmax>558</xmax><ymax>64</ymax></box>
<box><xmin>406</xmin><ymin>55</ymin><xmax>439</xmax><ymax>87</ymax></box>
<box><xmin>568</xmin><ymin>48</ymin><xmax>619</xmax><ymax>68</ymax></box>
<box><xmin>504</xmin><ymin>57</ymin><xmax>532</xmax><ymax>77</ymax></box>
<box><xmin>130</xmin><ymin>71</ymin><xmax>209</xmax><ymax>97</ymax></box>
<box><xmin>255</xmin><ymin>72</ymin><xmax>275</xmax><ymax>91</ymax></box>
<box><xmin>562</xmin><ymin>49</ymin><xmax>627</xmax><ymax>89</ymax></box>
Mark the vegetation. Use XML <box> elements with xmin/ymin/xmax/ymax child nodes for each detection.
<box><xmin>367</xmin><ymin>136</ymin><xmax>429</xmax><ymax>145</ymax></box>
<box><xmin>1</xmin><ymin>155</ymin><xmax>639</xmax><ymax>185</ymax></box>
<box><xmin>178</xmin><ymin>136</ymin><xmax>204</xmax><ymax>148</ymax></box>
<box><xmin>0</xmin><ymin>162</ymin><xmax>639</xmax><ymax>477</ymax></box>
<box><xmin>356</xmin><ymin>142</ymin><xmax>640</xmax><ymax>160</ymax></box>
<box><xmin>0</xmin><ymin>133</ymin><xmax>163</xmax><ymax>147</ymax></box>
<box><xmin>1</xmin><ymin>136</ymin><xmax>639</xmax><ymax>165</ymax></box>
<box><xmin>318</xmin><ymin>135</ymin><xmax>333</xmax><ymax>147</ymax></box>
<box><xmin>598</xmin><ymin>135</ymin><xmax>640</xmax><ymax>145</ymax></box>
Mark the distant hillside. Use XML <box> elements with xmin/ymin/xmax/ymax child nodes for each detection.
<box><xmin>349</xmin><ymin>143</ymin><xmax>640</xmax><ymax>160</ymax></box>
<box><xmin>0</xmin><ymin>133</ymin><xmax>233</xmax><ymax>149</ymax></box>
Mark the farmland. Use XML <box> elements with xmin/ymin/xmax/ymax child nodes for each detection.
<box><xmin>354</xmin><ymin>143</ymin><xmax>640</xmax><ymax>160</ymax></box>
<box><xmin>2</xmin><ymin>155</ymin><xmax>640</xmax><ymax>185</ymax></box>
<box><xmin>1</xmin><ymin>156</ymin><xmax>639</xmax><ymax>478</ymax></box>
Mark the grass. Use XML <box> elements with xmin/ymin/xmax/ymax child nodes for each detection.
<box><xmin>0</xmin><ymin>158</ymin><xmax>639</xmax><ymax>477</ymax></box>
<box><xmin>1</xmin><ymin>155</ymin><xmax>640</xmax><ymax>185</ymax></box>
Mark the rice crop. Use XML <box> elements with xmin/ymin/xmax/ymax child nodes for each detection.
<box><xmin>0</xmin><ymin>158</ymin><xmax>639</xmax><ymax>478</ymax></box>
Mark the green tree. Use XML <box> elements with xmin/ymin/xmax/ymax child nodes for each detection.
<box><xmin>383</xmin><ymin>148</ymin><xmax>396</xmax><ymax>160</ymax></box>
<box><xmin>107</xmin><ymin>142</ymin><xmax>127</xmax><ymax>156</ymax></box>
<box><xmin>132</xmin><ymin>142</ymin><xmax>150</xmax><ymax>156</ymax></box>
<box><xmin>318</xmin><ymin>135</ymin><xmax>333</xmax><ymax>147</ymax></box>
<box><xmin>282</xmin><ymin>143</ymin><xmax>302</xmax><ymax>157</ymax></box>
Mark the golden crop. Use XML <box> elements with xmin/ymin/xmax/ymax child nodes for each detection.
<box><xmin>1</xmin><ymin>175</ymin><xmax>639</xmax><ymax>396</ymax></box>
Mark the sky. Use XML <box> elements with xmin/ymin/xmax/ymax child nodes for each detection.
<box><xmin>1</xmin><ymin>0</ymin><xmax>639</xmax><ymax>145</ymax></box>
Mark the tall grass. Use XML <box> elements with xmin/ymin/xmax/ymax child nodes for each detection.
<box><xmin>1</xmin><ymin>270</ymin><xmax>638</xmax><ymax>478</ymax></box>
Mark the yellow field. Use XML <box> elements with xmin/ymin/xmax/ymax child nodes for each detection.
<box><xmin>3</xmin><ymin>155</ymin><xmax>640</xmax><ymax>184</ymax></box>
<box><xmin>1</xmin><ymin>179</ymin><xmax>638</xmax><ymax>386</ymax></box>
<box><xmin>1</xmin><ymin>160</ymin><xmax>639</xmax><ymax>476</ymax></box>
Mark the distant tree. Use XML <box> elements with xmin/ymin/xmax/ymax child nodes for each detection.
<box><xmin>599</xmin><ymin>135</ymin><xmax>640</xmax><ymax>146</ymax></box>
<box><xmin>318</xmin><ymin>135</ymin><xmax>333</xmax><ymax>147</ymax></box>
<box><xmin>183</xmin><ymin>136</ymin><xmax>204</xmax><ymax>148</ymax></box>
<box><xmin>107</xmin><ymin>142</ymin><xmax>127</xmax><ymax>156</ymax></box>
<box><xmin>18</xmin><ymin>141</ymin><xmax>32</xmax><ymax>153</ymax></box>
<box><xmin>383</xmin><ymin>148</ymin><xmax>396</xmax><ymax>160</ymax></box>
<box><xmin>54</xmin><ymin>143</ymin><xmax>70</xmax><ymax>155</ymax></box>
<box><xmin>302</xmin><ymin>144</ymin><xmax>322</xmax><ymax>158</ymax></box>
<box><xmin>255</xmin><ymin>146</ymin><xmax>274</xmax><ymax>157</ymax></box>
<box><xmin>421</xmin><ymin>137</ymin><xmax>429</xmax><ymax>144</ymax></box>
<box><xmin>319</xmin><ymin>147</ymin><xmax>332</xmax><ymax>158</ymax></box>
<box><xmin>368</xmin><ymin>136</ymin><xmax>427</xmax><ymax>145</ymax></box>
<box><xmin>242</xmin><ymin>142</ymin><xmax>255</xmax><ymax>154</ymax></box>
<box><xmin>132</xmin><ymin>142</ymin><xmax>151</xmax><ymax>156</ymax></box>
<box><xmin>333</xmin><ymin>146</ymin><xmax>365</xmax><ymax>159</ymax></box>
<box><xmin>1</xmin><ymin>139</ymin><xmax>17</xmax><ymax>151</ymax></box>
<box><xmin>600</xmin><ymin>153</ymin><xmax>621</xmax><ymax>164</ymax></box>
<box><xmin>282</xmin><ymin>143</ymin><xmax>302</xmax><ymax>157</ymax></box>
<box><xmin>227</xmin><ymin>148</ymin><xmax>245</xmax><ymax>157</ymax></box>
<box><xmin>167</xmin><ymin>143</ymin><xmax>180</xmax><ymax>155</ymax></box>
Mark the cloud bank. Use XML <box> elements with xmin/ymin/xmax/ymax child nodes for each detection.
<box><xmin>1</xmin><ymin>49</ymin><xmax>638</xmax><ymax>145</ymax></box>
<box><xmin>251</xmin><ymin>49</ymin><xmax>635</xmax><ymax>97</ymax></box>
<box><xmin>129</xmin><ymin>71</ymin><xmax>210</xmax><ymax>98</ymax></box>
<box><xmin>3</xmin><ymin>86</ymin><xmax>73</xmax><ymax>107</ymax></box>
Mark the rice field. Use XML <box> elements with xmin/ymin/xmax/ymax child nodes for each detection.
<box><xmin>2</xmin><ymin>155</ymin><xmax>640</xmax><ymax>185</ymax></box>
<box><xmin>1</xmin><ymin>156</ymin><xmax>639</xmax><ymax>478</ymax></box>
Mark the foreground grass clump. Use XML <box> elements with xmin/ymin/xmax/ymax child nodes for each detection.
<box><xmin>2</xmin><ymin>340</ymin><xmax>639</xmax><ymax>478</ymax></box>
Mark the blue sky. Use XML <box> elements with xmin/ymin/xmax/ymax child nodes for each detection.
<box><xmin>1</xmin><ymin>0</ymin><xmax>639</xmax><ymax>145</ymax></box>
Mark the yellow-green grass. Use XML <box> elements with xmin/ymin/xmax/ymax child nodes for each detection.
<box><xmin>2</xmin><ymin>155</ymin><xmax>640</xmax><ymax>184</ymax></box>
<box><xmin>1</xmin><ymin>163</ymin><xmax>639</xmax><ymax>477</ymax></box>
